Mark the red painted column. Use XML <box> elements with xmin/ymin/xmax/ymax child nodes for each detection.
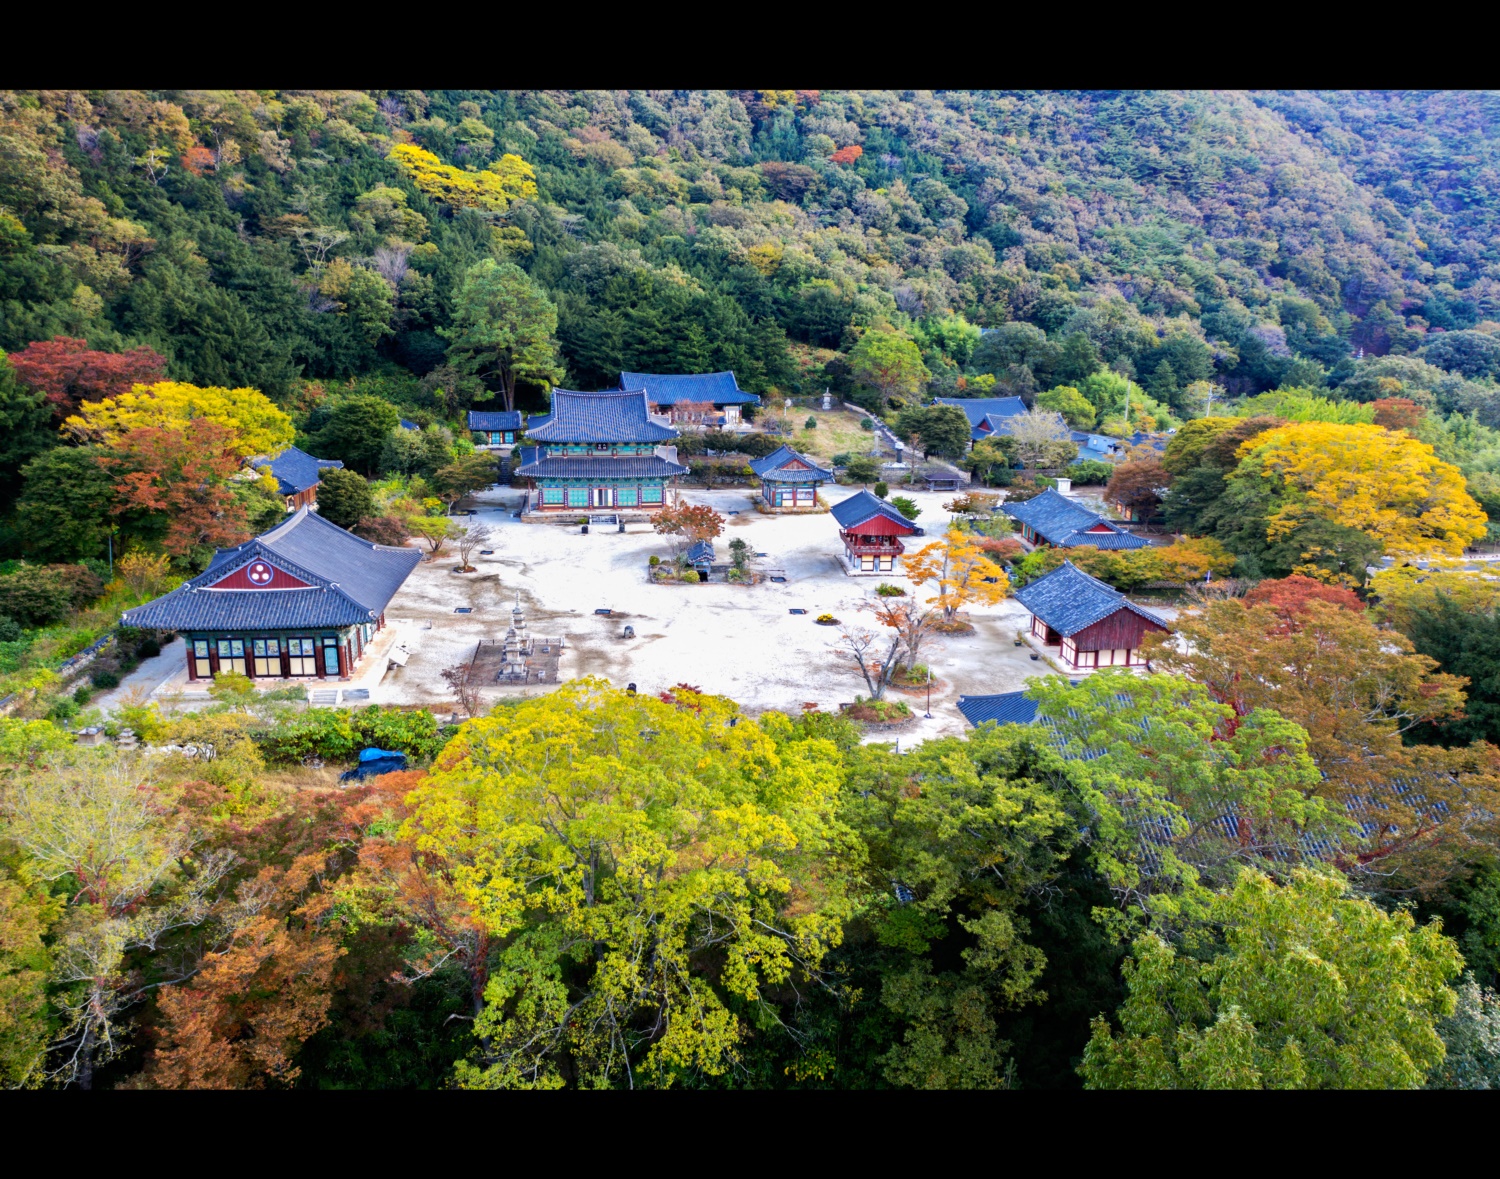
<box><xmin>186</xmin><ymin>645</ymin><xmax>197</xmax><ymax>681</ymax></box>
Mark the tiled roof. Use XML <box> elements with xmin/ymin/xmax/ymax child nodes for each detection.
<box><xmin>468</xmin><ymin>410</ymin><xmax>523</xmax><ymax>431</ymax></box>
<box><xmin>957</xmin><ymin>691</ymin><xmax>1040</xmax><ymax>728</ymax></box>
<box><xmin>620</xmin><ymin>371</ymin><xmax>760</xmax><ymax>407</ymax></box>
<box><xmin>122</xmin><ymin>509</ymin><xmax>420</xmax><ymax>633</ymax></box>
<box><xmin>1013</xmin><ymin>560</ymin><xmax>1169</xmax><ymax>636</ymax></box>
<box><xmin>399</xmin><ymin>418</ymin><xmax>420</xmax><ymax>431</ymax></box>
<box><xmin>1070</xmin><ymin>432</ymin><xmax>1118</xmax><ymax>454</ymax></box>
<box><xmin>524</xmin><ymin>413</ymin><xmax>551</xmax><ymax>434</ymax></box>
<box><xmin>513</xmin><ymin>455</ymin><xmax>688</xmax><ymax>479</ymax></box>
<box><xmin>526</xmin><ymin>389</ymin><xmax>678</xmax><ymax>444</ymax></box>
<box><xmin>1004</xmin><ymin>488</ymin><xmax>1148</xmax><ymax>549</ymax></box>
<box><xmin>934</xmin><ymin>396</ymin><xmax>1028</xmax><ymax>428</ymax></box>
<box><xmin>249</xmin><ymin>446</ymin><xmax>343</xmax><ymax>496</ymax></box>
<box><xmin>830</xmin><ymin>489</ymin><xmax>921</xmax><ymax>532</ymax></box>
<box><xmin>687</xmin><ymin>540</ymin><xmax>715</xmax><ymax>565</ymax></box>
<box><xmin>748</xmin><ymin>445</ymin><xmax>833</xmax><ymax>482</ymax></box>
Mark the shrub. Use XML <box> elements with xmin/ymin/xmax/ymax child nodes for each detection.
<box><xmin>137</xmin><ymin>636</ymin><xmax>161</xmax><ymax>660</ymax></box>
<box><xmin>681</xmin><ymin>571</ymin><xmax>700</xmax><ymax>583</ymax></box>
<box><xmin>0</xmin><ymin>615</ymin><xmax>20</xmax><ymax>643</ymax></box>
<box><xmin>873</xmin><ymin>481</ymin><xmax>889</xmax><ymax>499</ymax></box>
<box><xmin>805</xmin><ymin>416</ymin><xmax>818</xmax><ymax>429</ymax></box>
<box><xmin>0</xmin><ymin>564</ymin><xmax>104</xmax><ymax>628</ymax></box>
<box><xmin>354</xmin><ymin>515</ymin><xmax>410</xmax><ymax>545</ymax></box>
<box><xmin>73</xmin><ymin>685</ymin><xmax>92</xmax><ymax>705</ymax></box>
<box><xmin>846</xmin><ymin>456</ymin><xmax>879</xmax><ymax>483</ymax></box>
<box><xmin>47</xmin><ymin>697</ymin><xmax>79</xmax><ymax>723</ymax></box>
<box><xmin>649</xmin><ymin>555</ymin><xmax>661</xmax><ymax>566</ymax></box>
<box><xmin>816</xmin><ymin>613</ymin><xmax>837</xmax><ymax>623</ymax></box>
<box><xmin>875</xmin><ymin>583</ymin><xmax>906</xmax><ymax>597</ymax></box>
<box><xmin>906</xmin><ymin>664</ymin><xmax>930</xmax><ymax>682</ymax></box>
<box><xmin>860</xmin><ymin>417</ymin><xmax>875</xmax><ymax>431</ymax></box>
<box><xmin>891</xmin><ymin>496</ymin><xmax>921</xmax><ymax>520</ymax></box>
<box><xmin>90</xmin><ymin>669</ymin><xmax>120</xmax><ymax>689</ymax></box>
<box><xmin>1066</xmin><ymin>459</ymin><xmax>1114</xmax><ymax>485</ymax></box>
<box><xmin>830</xmin><ymin>452</ymin><xmax>851</xmax><ymax>467</ymax></box>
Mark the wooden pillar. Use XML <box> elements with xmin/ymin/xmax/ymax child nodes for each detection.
<box><xmin>185</xmin><ymin>644</ymin><xmax>197</xmax><ymax>681</ymax></box>
<box><xmin>337</xmin><ymin>641</ymin><xmax>349</xmax><ymax>680</ymax></box>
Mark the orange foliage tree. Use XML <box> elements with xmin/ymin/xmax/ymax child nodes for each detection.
<box><xmin>1370</xmin><ymin>397</ymin><xmax>1426</xmax><ymax>431</ymax></box>
<box><xmin>8</xmin><ymin>336</ymin><xmax>165</xmax><ymax>417</ymax></box>
<box><xmin>652</xmin><ymin>502</ymin><xmax>725</xmax><ymax>552</ymax></box>
<box><xmin>102</xmin><ymin>419</ymin><xmax>249</xmax><ymax>557</ymax></box>
<box><xmin>1243</xmin><ymin>574</ymin><xmax>1364</xmax><ymax>630</ymax></box>
<box><xmin>830</xmin><ymin>145</ymin><xmax>863</xmax><ymax>166</ymax></box>
<box><xmin>904</xmin><ymin>528</ymin><xmax>1010</xmax><ymax>624</ymax></box>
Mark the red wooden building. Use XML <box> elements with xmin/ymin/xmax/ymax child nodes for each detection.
<box><xmin>1014</xmin><ymin>560</ymin><xmax>1169</xmax><ymax>670</ymax></box>
<box><xmin>830</xmin><ymin>489</ymin><xmax>922</xmax><ymax>574</ymax></box>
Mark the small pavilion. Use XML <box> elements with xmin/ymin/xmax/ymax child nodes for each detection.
<box><xmin>749</xmin><ymin>445</ymin><xmax>833</xmax><ymax>511</ymax></box>
<box><xmin>830</xmin><ymin>490</ymin><xmax>922</xmax><ymax>575</ymax></box>
<box><xmin>1015</xmin><ymin>560</ymin><xmax>1168</xmax><ymax>671</ymax></box>
<box><xmin>469</xmin><ymin>409</ymin><xmax>524</xmax><ymax>449</ymax></box>
<box><xmin>122</xmin><ymin>508</ymin><xmax>420</xmax><ymax>683</ymax></box>
<box><xmin>620</xmin><ymin>371</ymin><xmax>761</xmax><ymax>428</ymax></box>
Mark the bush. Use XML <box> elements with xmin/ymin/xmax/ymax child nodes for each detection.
<box><xmin>0</xmin><ymin>615</ymin><xmax>22</xmax><ymax>643</ymax></box>
<box><xmin>73</xmin><ymin>685</ymin><xmax>92</xmax><ymax>705</ymax></box>
<box><xmin>873</xmin><ymin>481</ymin><xmax>889</xmax><ymax>499</ymax></box>
<box><xmin>354</xmin><ymin>515</ymin><xmax>410</xmax><ymax>546</ymax></box>
<box><xmin>1066</xmin><ymin>459</ymin><xmax>1114</xmax><ymax>485</ymax></box>
<box><xmin>681</xmin><ymin>571</ymin><xmax>700</xmax><ymax>583</ymax></box>
<box><xmin>860</xmin><ymin>418</ymin><xmax>875</xmax><ymax>431</ymax></box>
<box><xmin>137</xmin><ymin>636</ymin><xmax>161</xmax><ymax>660</ymax></box>
<box><xmin>735</xmin><ymin>434</ymin><xmax>783</xmax><ymax>459</ymax></box>
<box><xmin>316</xmin><ymin>468</ymin><xmax>377</xmax><ymax>530</ymax></box>
<box><xmin>0</xmin><ymin>564</ymin><xmax>105</xmax><ymax>628</ymax></box>
<box><xmin>830</xmin><ymin>452</ymin><xmax>851</xmax><ymax>467</ymax></box>
<box><xmin>90</xmin><ymin>669</ymin><xmax>120</xmax><ymax>689</ymax></box>
<box><xmin>649</xmin><ymin>555</ymin><xmax>661</xmax><ymax>566</ymax></box>
<box><xmin>256</xmin><ymin>705</ymin><xmax>446</xmax><ymax>765</ymax></box>
<box><xmin>845</xmin><ymin>456</ymin><xmax>879</xmax><ymax>483</ymax></box>
<box><xmin>890</xmin><ymin>496</ymin><xmax>921</xmax><ymax>520</ymax></box>
<box><xmin>875</xmin><ymin>583</ymin><xmax>906</xmax><ymax>597</ymax></box>
<box><xmin>805</xmin><ymin>416</ymin><xmax>818</xmax><ymax>429</ymax></box>
<box><xmin>47</xmin><ymin>697</ymin><xmax>79</xmax><ymax>723</ymax></box>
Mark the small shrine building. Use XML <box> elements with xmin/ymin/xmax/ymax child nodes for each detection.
<box><xmin>1014</xmin><ymin>560</ymin><xmax>1169</xmax><ymax>671</ymax></box>
<box><xmin>830</xmin><ymin>489</ymin><xmax>922</xmax><ymax>575</ymax></box>
<box><xmin>749</xmin><ymin>444</ymin><xmax>833</xmax><ymax>510</ymax></box>
<box><xmin>248</xmin><ymin>446</ymin><xmax>344</xmax><ymax>513</ymax></box>
<box><xmin>468</xmin><ymin>409</ymin><xmax>523</xmax><ymax>449</ymax></box>
<box><xmin>620</xmin><ymin>371</ymin><xmax>761</xmax><ymax>428</ymax></box>
<box><xmin>1003</xmin><ymin>487</ymin><xmax>1149</xmax><ymax>551</ymax></box>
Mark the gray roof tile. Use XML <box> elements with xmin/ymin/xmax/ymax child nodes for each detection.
<box><xmin>527</xmin><ymin>389</ymin><xmax>678</xmax><ymax>444</ymax></box>
<box><xmin>1004</xmin><ymin>487</ymin><xmax>1148</xmax><ymax>549</ymax></box>
<box><xmin>749</xmin><ymin>444</ymin><xmax>833</xmax><ymax>482</ymax></box>
<box><xmin>468</xmin><ymin>410</ymin><xmax>523</xmax><ymax>431</ymax></box>
<box><xmin>956</xmin><ymin>691</ymin><xmax>1040</xmax><ymax>728</ymax></box>
<box><xmin>1013</xmin><ymin>560</ymin><xmax>1169</xmax><ymax>636</ymax></box>
<box><xmin>934</xmin><ymin>396</ymin><xmax>1028</xmax><ymax>427</ymax></box>
<box><xmin>249</xmin><ymin>446</ymin><xmax>343</xmax><ymax>496</ymax></box>
<box><xmin>620</xmin><ymin>371</ymin><xmax>760</xmax><ymax>406</ymax></box>
<box><xmin>830</xmin><ymin>489</ymin><xmax>921</xmax><ymax>532</ymax></box>
<box><xmin>513</xmin><ymin>455</ymin><xmax>688</xmax><ymax>479</ymax></box>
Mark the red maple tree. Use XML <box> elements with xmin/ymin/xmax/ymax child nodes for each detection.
<box><xmin>8</xmin><ymin>336</ymin><xmax>166</xmax><ymax>417</ymax></box>
<box><xmin>1370</xmin><ymin>397</ymin><xmax>1426</xmax><ymax>431</ymax></box>
<box><xmin>830</xmin><ymin>145</ymin><xmax>863</xmax><ymax>166</ymax></box>
<box><xmin>1242</xmin><ymin>574</ymin><xmax>1364</xmax><ymax>632</ymax></box>
<box><xmin>102</xmin><ymin>419</ymin><xmax>249</xmax><ymax>557</ymax></box>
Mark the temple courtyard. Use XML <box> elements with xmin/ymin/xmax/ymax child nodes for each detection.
<box><xmin>109</xmin><ymin>486</ymin><xmax>1074</xmax><ymax>744</ymax></box>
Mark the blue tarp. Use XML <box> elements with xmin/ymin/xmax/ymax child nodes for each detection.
<box><xmin>341</xmin><ymin>748</ymin><xmax>409</xmax><ymax>782</ymax></box>
<box><xmin>360</xmin><ymin>747</ymin><xmax>404</xmax><ymax>762</ymax></box>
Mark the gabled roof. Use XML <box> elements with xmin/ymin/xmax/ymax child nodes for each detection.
<box><xmin>1013</xmin><ymin>560</ymin><xmax>1169</xmax><ymax>637</ymax></box>
<box><xmin>468</xmin><ymin>410</ymin><xmax>523</xmax><ymax>431</ymax></box>
<box><xmin>957</xmin><ymin>691</ymin><xmax>1040</xmax><ymax>728</ymax></box>
<box><xmin>526</xmin><ymin>389</ymin><xmax>678</xmax><ymax>444</ymax></box>
<box><xmin>249</xmin><ymin>446</ymin><xmax>343</xmax><ymax>496</ymax></box>
<box><xmin>122</xmin><ymin>508</ymin><xmax>421</xmax><ymax>633</ymax></box>
<box><xmin>1003</xmin><ymin>487</ymin><xmax>1149</xmax><ymax>549</ymax></box>
<box><xmin>687</xmin><ymin>540</ymin><xmax>716</xmax><ymax>564</ymax></box>
<box><xmin>748</xmin><ymin>444</ymin><xmax>834</xmax><ymax>482</ymax></box>
<box><xmin>830</xmin><ymin>489</ymin><xmax>920</xmax><ymax>533</ymax></box>
<box><xmin>524</xmin><ymin>414</ymin><xmax>551</xmax><ymax>434</ymax></box>
<box><xmin>399</xmin><ymin>418</ymin><xmax>420</xmax><ymax>431</ymax></box>
<box><xmin>1070</xmin><ymin>432</ymin><xmax>1118</xmax><ymax>454</ymax></box>
<box><xmin>619</xmin><ymin>371</ymin><xmax>760</xmax><ymax>407</ymax></box>
<box><xmin>934</xmin><ymin>396</ymin><xmax>1028</xmax><ymax>428</ymax></box>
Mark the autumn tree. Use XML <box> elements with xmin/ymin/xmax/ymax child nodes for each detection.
<box><xmin>1005</xmin><ymin>408</ymin><xmax>1075</xmax><ymax>469</ymax></box>
<box><xmin>7</xmin><ymin>336</ymin><xmax>165</xmax><ymax>417</ymax></box>
<box><xmin>871</xmin><ymin>598</ymin><xmax>939</xmax><ymax>674</ymax></box>
<box><xmin>387</xmin><ymin>144</ymin><xmax>538</xmax><ymax>214</ymax></box>
<box><xmin>1105</xmin><ymin>457</ymin><xmax>1171</xmax><ymax>519</ymax></box>
<box><xmin>847</xmin><ymin>328</ymin><xmax>930</xmax><ymax>411</ymax></box>
<box><xmin>6</xmin><ymin>752</ymin><xmax>235</xmax><ymax>1088</ymax></box>
<box><xmin>0</xmin><ymin>870</ymin><xmax>53</xmax><ymax>1087</ymax></box>
<box><xmin>1227</xmin><ymin>421</ymin><xmax>1487</xmax><ymax>558</ymax></box>
<box><xmin>66</xmin><ymin>380</ymin><xmax>294</xmax><ymax>458</ymax></box>
<box><xmin>1146</xmin><ymin>598</ymin><xmax>1500</xmax><ymax>883</ymax></box>
<box><xmin>367</xmin><ymin>680</ymin><xmax>851</xmax><ymax>1088</ymax></box>
<box><xmin>905</xmin><ymin>529</ymin><xmax>1010</xmax><ymax>624</ymax></box>
<box><xmin>835</xmin><ymin>627</ymin><xmax>903</xmax><ymax>700</ymax></box>
<box><xmin>1371</xmin><ymin>397</ymin><xmax>1426</xmax><ymax>431</ymax></box>
<box><xmin>442</xmin><ymin>259</ymin><xmax>563</xmax><ymax>413</ymax></box>
<box><xmin>1242</xmin><ymin>574</ymin><xmax>1363</xmax><ymax>629</ymax></box>
<box><xmin>454</xmin><ymin>524</ymin><xmax>491</xmax><ymax>573</ymax></box>
<box><xmin>103</xmin><ymin>420</ymin><xmax>250</xmax><ymax>559</ymax></box>
<box><xmin>653</xmin><ymin>502</ymin><xmax>725</xmax><ymax>553</ymax></box>
<box><xmin>1368</xmin><ymin>562</ymin><xmax>1500</xmax><ymax>635</ymax></box>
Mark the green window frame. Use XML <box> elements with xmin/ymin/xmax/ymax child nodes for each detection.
<box><xmin>567</xmin><ymin>487</ymin><xmax>588</xmax><ymax>507</ymax></box>
<box><xmin>617</xmin><ymin>486</ymin><xmax>638</xmax><ymax>506</ymax></box>
<box><xmin>542</xmin><ymin>487</ymin><xmax>564</xmax><ymax>504</ymax></box>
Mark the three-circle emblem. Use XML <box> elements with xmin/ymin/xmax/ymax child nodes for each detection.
<box><xmin>247</xmin><ymin>562</ymin><xmax>275</xmax><ymax>586</ymax></box>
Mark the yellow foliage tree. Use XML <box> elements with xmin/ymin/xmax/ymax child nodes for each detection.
<box><xmin>1233</xmin><ymin>421</ymin><xmax>1486</xmax><ymax>557</ymax></box>
<box><xmin>66</xmin><ymin>381</ymin><xmax>294</xmax><ymax>459</ymax></box>
<box><xmin>1369</xmin><ymin>561</ymin><xmax>1500</xmax><ymax>634</ymax></box>
<box><xmin>387</xmin><ymin>143</ymin><xmax>537</xmax><ymax>213</ymax></box>
<box><xmin>904</xmin><ymin>528</ymin><xmax>1010</xmax><ymax>624</ymax></box>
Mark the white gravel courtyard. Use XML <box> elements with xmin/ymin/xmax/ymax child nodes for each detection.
<box><xmin>371</xmin><ymin>485</ymin><xmax>1056</xmax><ymax>745</ymax></box>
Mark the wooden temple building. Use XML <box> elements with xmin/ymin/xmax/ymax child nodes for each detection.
<box><xmin>749</xmin><ymin>445</ymin><xmax>833</xmax><ymax>511</ymax></box>
<box><xmin>1014</xmin><ymin>560</ymin><xmax>1168</xmax><ymax>671</ymax></box>
<box><xmin>1003</xmin><ymin>487</ymin><xmax>1149</xmax><ymax>551</ymax></box>
<box><xmin>468</xmin><ymin>409</ymin><xmax>524</xmax><ymax>450</ymax></box>
<box><xmin>513</xmin><ymin>389</ymin><xmax>687</xmax><ymax>512</ymax></box>
<box><xmin>122</xmin><ymin>508</ymin><xmax>420</xmax><ymax>682</ymax></box>
<box><xmin>248</xmin><ymin>446</ymin><xmax>344</xmax><ymax>513</ymax></box>
<box><xmin>830</xmin><ymin>490</ymin><xmax>922</xmax><ymax>575</ymax></box>
<box><xmin>620</xmin><ymin>371</ymin><xmax>761</xmax><ymax>428</ymax></box>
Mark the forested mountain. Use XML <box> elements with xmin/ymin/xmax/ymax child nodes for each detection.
<box><xmin>4</xmin><ymin>88</ymin><xmax>1500</xmax><ymax>444</ymax></box>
